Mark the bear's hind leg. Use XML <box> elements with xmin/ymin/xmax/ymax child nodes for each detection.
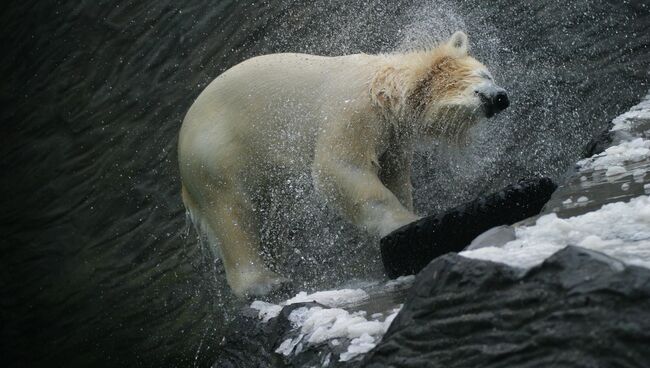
<box><xmin>198</xmin><ymin>185</ymin><xmax>288</xmax><ymax>298</ymax></box>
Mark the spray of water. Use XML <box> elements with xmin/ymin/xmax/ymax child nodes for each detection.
<box><xmin>189</xmin><ymin>0</ymin><xmax>622</xmax><ymax>326</ymax></box>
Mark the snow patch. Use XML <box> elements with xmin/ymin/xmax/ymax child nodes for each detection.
<box><xmin>578</xmin><ymin>137</ymin><xmax>650</xmax><ymax>171</ymax></box>
<box><xmin>611</xmin><ymin>92</ymin><xmax>650</xmax><ymax>132</ymax></box>
<box><xmin>275</xmin><ymin>305</ymin><xmax>401</xmax><ymax>362</ymax></box>
<box><xmin>250</xmin><ymin>288</ymin><xmax>369</xmax><ymax>322</ymax></box>
<box><xmin>250</xmin><ymin>284</ymin><xmax>403</xmax><ymax>362</ymax></box>
<box><xmin>460</xmin><ymin>195</ymin><xmax>650</xmax><ymax>269</ymax></box>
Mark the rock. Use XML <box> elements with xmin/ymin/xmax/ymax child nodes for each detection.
<box><xmin>581</xmin><ymin>121</ymin><xmax>615</xmax><ymax>158</ymax></box>
<box><xmin>465</xmin><ymin>225</ymin><xmax>516</xmax><ymax>250</ymax></box>
<box><xmin>381</xmin><ymin>177</ymin><xmax>557</xmax><ymax>278</ymax></box>
<box><xmin>212</xmin><ymin>303</ymin><xmax>314</xmax><ymax>367</ymax></box>
<box><xmin>363</xmin><ymin>246</ymin><xmax>650</xmax><ymax>368</ymax></box>
<box><xmin>212</xmin><ymin>305</ymin><xmax>286</xmax><ymax>368</ymax></box>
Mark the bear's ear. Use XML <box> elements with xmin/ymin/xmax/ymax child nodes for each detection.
<box><xmin>447</xmin><ymin>31</ymin><xmax>469</xmax><ymax>55</ymax></box>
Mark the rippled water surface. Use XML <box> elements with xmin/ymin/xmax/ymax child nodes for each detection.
<box><xmin>2</xmin><ymin>0</ymin><xmax>649</xmax><ymax>367</ymax></box>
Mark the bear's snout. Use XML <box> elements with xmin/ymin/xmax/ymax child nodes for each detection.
<box><xmin>477</xmin><ymin>88</ymin><xmax>509</xmax><ymax>118</ymax></box>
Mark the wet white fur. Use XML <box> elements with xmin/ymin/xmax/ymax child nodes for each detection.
<box><xmin>178</xmin><ymin>32</ymin><xmax>492</xmax><ymax>297</ymax></box>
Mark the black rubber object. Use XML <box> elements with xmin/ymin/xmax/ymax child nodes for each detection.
<box><xmin>381</xmin><ymin>177</ymin><xmax>557</xmax><ymax>278</ymax></box>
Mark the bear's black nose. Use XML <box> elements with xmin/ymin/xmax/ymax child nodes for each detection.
<box><xmin>480</xmin><ymin>90</ymin><xmax>509</xmax><ymax>117</ymax></box>
<box><xmin>494</xmin><ymin>91</ymin><xmax>509</xmax><ymax>111</ymax></box>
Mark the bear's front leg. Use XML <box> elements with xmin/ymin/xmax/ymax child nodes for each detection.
<box><xmin>312</xmin><ymin>125</ymin><xmax>420</xmax><ymax>237</ymax></box>
<box><xmin>312</xmin><ymin>157</ymin><xmax>419</xmax><ymax>237</ymax></box>
<box><xmin>379</xmin><ymin>149</ymin><xmax>415</xmax><ymax>212</ymax></box>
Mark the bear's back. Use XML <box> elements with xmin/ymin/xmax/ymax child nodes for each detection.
<box><xmin>179</xmin><ymin>52</ymin><xmax>382</xmax><ymax>174</ymax></box>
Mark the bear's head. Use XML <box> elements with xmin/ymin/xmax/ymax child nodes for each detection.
<box><xmin>414</xmin><ymin>31</ymin><xmax>509</xmax><ymax>127</ymax></box>
<box><xmin>371</xmin><ymin>31</ymin><xmax>508</xmax><ymax>142</ymax></box>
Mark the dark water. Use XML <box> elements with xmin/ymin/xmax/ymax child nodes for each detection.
<box><xmin>2</xmin><ymin>0</ymin><xmax>649</xmax><ymax>367</ymax></box>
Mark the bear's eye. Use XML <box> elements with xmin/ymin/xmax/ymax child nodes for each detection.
<box><xmin>479</xmin><ymin>71</ymin><xmax>493</xmax><ymax>81</ymax></box>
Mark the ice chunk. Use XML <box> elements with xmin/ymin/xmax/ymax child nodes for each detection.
<box><xmin>250</xmin><ymin>300</ymin><xmax>283</xmax><ymax>322</ymax></box>
<box><xmin>285</xmin><ymin>289</ymin><xmax>369</xmax><ymax>307</ymax></box>
<box><xmin>276</xmin><ymin>337</ymin><xmax>301</xmax><ymax>356</ymax></box>
<box><xmin>340</xmin><ymin>333</ymin><xmax>376</xmax><ymax>362</ymax></box>
<box><xmin>605</xmin><ymin>165</ymin><xmax>626</xmax><ymax>176</ymax></box>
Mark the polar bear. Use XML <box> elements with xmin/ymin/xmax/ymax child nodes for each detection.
<box><xmin>179</xmin><ymin>31</ymin><xmax>509</xmax><ymax>297</ymax></box>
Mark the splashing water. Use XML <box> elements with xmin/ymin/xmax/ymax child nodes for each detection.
<box><xmin>188</xmin><ymin>0</ymin><xmax>650</xmax><ymax>340</ymax></box>
<box><xmin>4</xmin><ymin>0</ymin><xmax>649</xmax><ymax>366</ymax></box>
